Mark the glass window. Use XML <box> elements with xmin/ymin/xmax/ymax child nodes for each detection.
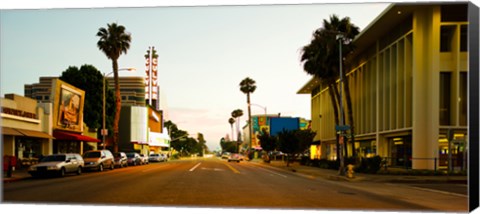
<box><xmin>440</xmin><ymin>72</ymin><xmax>452</xmax><ymax>125</ymax></box>
<box><xmin>440</xmin><ymin>25</ymin><xmax>456</xmax><ymax>52</ymax></box>
<box><xmin>459</xmin><ymin>72</ymin><xmax>467</xmax><ymax>126</ymax></box>
<box><xmin>460</xmin><ymin>25</ymin><xmax>467</xmax><ymax>52</ymax></box>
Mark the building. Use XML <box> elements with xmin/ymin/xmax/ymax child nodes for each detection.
<box><xmin>1</xmin><ymin>94</ymin><xmax>54</xmax><ymax>169</ymax></box>
<box><xmin>106</xmin><ymin>76</ymin><xmax>146</xmax><ymax>107</ymax></box>
<box><xmin>297</xmin><ymin>2</ymin><xmax>469</xmax><ymax>170</ymax></box>
<box><xmin>24</xmin><ymin>76</ymin><xmax>56</xmax><ymax>103</ymax></box>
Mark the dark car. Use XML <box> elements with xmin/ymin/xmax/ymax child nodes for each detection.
<box><xmin>126</xmin><ymin>152</ymin><xmax>142</xmax><ymax>166</ymax></box>
<box><xmin>113</xmin><ymin>152</ymin><xmax>128</xmax><ymax>168</ymax></box>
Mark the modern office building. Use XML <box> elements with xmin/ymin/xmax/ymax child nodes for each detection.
<box><xmin>297</xmin><ymin>3</ymin><xmax>468</xmax><ymax>170</ymax></box>
<box><xmin>106</xmin><ymin>76</ymin><xmax>146</xmax><ymax>107</ymax></box>
<box><xmin>24</xmin><ymin>77</ymin><xmax>56</xmax><ymax>103</ymax></box>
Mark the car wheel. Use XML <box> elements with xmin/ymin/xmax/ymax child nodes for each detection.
<box><xmin>110</xmin><ymin>163</ymin><xmax>115</xmax><ymax>170</ymax></box>
<box><xmin>98</xmin><ymin>164</ymin><xmax>104</xmax><ymax>172</ymax></box>
<box><xmin>77</xmin><ymin>167</ymin><xmax>82</xmax><ymax>175</ymax></box>
<box><xmin>59</xmin><ymin>168</ymin><xmax>66</xmax><ymax>177</ymax></box>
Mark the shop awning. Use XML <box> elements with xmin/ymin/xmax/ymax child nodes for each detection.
<box><xmin>53</xmin><ymin>131</ymin><xmax>101</xmax><ymax>142</ymax></box>
<box><xmin>16</xmin><ymin>128</ymin><xmax>55</xmax><ymax>139</ymax></box>
<box><xmin>2</xmin><ymin>127</ymin><xmax>54</xmax><ymax>139</ymax></box>
<box><xmin>2</xmin><ymin>127</ymin><xmax>24</xmax><ymax>136</ymax></box>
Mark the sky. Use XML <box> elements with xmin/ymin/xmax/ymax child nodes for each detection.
<box><xmin>0</xmin><ymin>0</ymin><xmax>395</xmax><ymax>151</ymax></box>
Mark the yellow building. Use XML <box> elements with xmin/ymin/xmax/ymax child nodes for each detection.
<box><xmin>298</xmin><ymin>3</ymin><xmax>469</xmax><ymax>170</ymax></box>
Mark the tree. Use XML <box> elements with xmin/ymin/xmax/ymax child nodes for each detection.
<box><xmin>257</xmin><ymin>128</ymin><xmax>277</xmax><ymax>163</ymax></box>
<box><xmin>59</xmin><ymin>65</ymin><xmax>115</xmax><ymax>133</ymax></box>
<box><xmin>277</xmin><ymin>129</ymin><xmax>298</xmax><ymax>167</ymax></box>
<box><xmin>96</xmin><ymin>22</ymin><xmax>132</xmax><ymax>153</ymax></box>
<box><xmin>239</xmin><ymin>77</ymin><xmax>256</xmax><ymax>152</ymax></box>
<box><xmin>228</xmin><ymin>118</ymin><xmax>235</xmax><ymax>143</ymax></box>
<box><xmin>300</xmin><ymin>14</ymin><xmax>359</xmax><ymax>174</ymax></box>
<box><xmin>231</xmin><ymin>109</ymin><xmax>243</xmax><ymax>151</ymax></box>
<box><xmin>322</xmin><ymin>15</ymin><xmax>360</xmax><ymax>158</ymax></box>
<box><xmin>277</xmin><ymin>129</ymin><xmax>316</xmax><ymax>167</ymax></box>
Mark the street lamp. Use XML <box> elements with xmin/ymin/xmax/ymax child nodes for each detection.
<box><xmin>337</xmin><ymin>34</ymin><xmax>346</xmax><ymax>176</ymax></box>
<box><xmin>102</xmin><ymin>67</ymin><xmax>136</xmax><ymax>149</ymax></box>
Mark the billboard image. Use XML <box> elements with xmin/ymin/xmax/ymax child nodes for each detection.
<box><xmin>52</xmin><ymin>79</ymin><xmax>85</xmax><ymax>133</ymax></box>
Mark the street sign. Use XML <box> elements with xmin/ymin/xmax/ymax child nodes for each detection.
<box><xmin>101</xmin><ymin>129</ymin><xmax>108</xmax><ymax>136</ymax></box>
<box><xmin>339</xmin><ymin>136</ymin><xmax>344</xmax><ymax>144</ymax></box>
<box><xmin>335</xmin><ymin>125</ymin><xmax>351</xmax><ymax>131</ymax></box>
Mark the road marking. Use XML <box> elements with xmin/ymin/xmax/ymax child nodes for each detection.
<box><xmin>224</xmin><ymin>163</ymin><xmax>240</xmax><ymax>174</ymax></box>
<box><xmin>201</xmin><ymin>167</ymin><xmax>225</xmax><ymax>171</ymax></box>
<box><xmin>252</xmin><ymin>165</ymin><xmax>287</xmax><ymax>178</ymax></box>
<box><xmin>189</xmin><ymin>163</ymin><xmax>202</xmax><ymax>172</ymax></box>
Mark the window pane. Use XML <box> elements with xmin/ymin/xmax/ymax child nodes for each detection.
<box><xmin>440</xmin><ymin>72</ymin><xmax>452</xmax><ymax>125</ymax></box>
<box><xmin>459</xmin><ymin>72</ymin><xmax>467</xmax><ymax>125</ymax></box>
<box><xmin>440</xmin><ymin>25</ymin><xmax>456</xmax><ymax>52</ymax></box>
<box><xmin>460</xmin><ymin>25</ymin><xmax>467</xmax><ymax>52</ymax></box>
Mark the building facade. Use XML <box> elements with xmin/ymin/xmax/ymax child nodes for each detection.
<box><xmin>297</xmin><ymin>3</ymin><xmax>468</xmax><ymax>170</ymax></box>
<box><xmin>106</xmin><ymin>76</ymin><xmax>146</xmax><ymax>107</ymax></box>
<box><xmin>1</xmin><ymin>94</ymin><xmax>54</xmax><ymax>169</ymax></box>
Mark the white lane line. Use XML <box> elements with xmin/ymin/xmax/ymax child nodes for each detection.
<box><xmin>189</xmin><ymin>162</ymin><xmax>202</xmax><ymax>172</ymax></box>
<box><xmin>252</xmin><ymin>165</ymin><xmax>287</xmax><ymax>178</ymax></box>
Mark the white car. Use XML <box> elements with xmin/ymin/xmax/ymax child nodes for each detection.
<box><xmin>148</xmin><ymin>153</ymin><xmax>166</xmax><ymax>162</ymax></box>
<box><xmin>28</xmin><ymin>153</ymin><xmax>84</xmax><ymax>177</ymax></box>
<box><xmin>140</xmin><ymin>154</ymin><xmax>149</xmax><ymax>164</ymax></box>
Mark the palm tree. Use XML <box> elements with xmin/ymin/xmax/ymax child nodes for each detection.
<box><xmin>228</xmin><ymin>118</ymin><xmax>235</xmax><ymax>142</ymax></box>
<box><xmin>239</xmin><ymin>77</ymin><xmax>256</xmax><ymax>152</ymax></box>
<box><xmin>231</xmin><ymin>109</ymin><xmax>244</xmax><ymax>141</ymax></box>
<box><xmin>323</xmin><ymin>15</ymin><xmax>360</xmax><ymax>158</ymax></box>
<box><xmin>300</xmin><ymin>15</ymin><xmax>359</xmax><ymax>174</ymax></box>
<box><xmin>96</xmin><ymin>22</ymin><xmax>132</xmax><ymax>153</ymax></box>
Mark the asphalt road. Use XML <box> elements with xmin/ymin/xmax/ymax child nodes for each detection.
<box><xmin>2</xmin><ymin>158</ymin><xmax>468</xmax><ymax>212</ymax></box>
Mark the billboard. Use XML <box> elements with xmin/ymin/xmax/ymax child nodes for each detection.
<box><xmin>51</xmin><ymin>79</ymin><xmax>85</xmax><ymax>133</ymax></box>
<box><xmin>270</xmin><ymin>117</ymin><xmax>300</xmax><ymax>136</ymax></box>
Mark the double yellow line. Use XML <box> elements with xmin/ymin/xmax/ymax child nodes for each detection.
<box><xmin>224</xmin><ymin>163</ymin><xmax>240</xmax><ymax>174</ymax></box>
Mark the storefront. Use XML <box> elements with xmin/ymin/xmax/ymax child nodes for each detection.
<box><xmin>1</xmin><ymin>94</ymin><xmax>54</xmax><ymax>169</ymax></box>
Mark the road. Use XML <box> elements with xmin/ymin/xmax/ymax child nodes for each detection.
<box><xmin>2</xmin><ymin>158</ymin><xmax>468</xmax><ymax>212</ymax></box>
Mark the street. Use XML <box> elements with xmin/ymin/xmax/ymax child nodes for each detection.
<box><xmin>2</xmin><ymin>158</ymin><xmax>468</xmax><ymax>212</ymax></box>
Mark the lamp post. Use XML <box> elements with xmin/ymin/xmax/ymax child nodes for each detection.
<box><xmin>336</xmin><ymin>34</ymin><xmax>346</xmax><ymax>176</ymax></box>
<box><xmin>102</xmin><ymin>67</ymin><xmax>136</xmax><ymax>149</ymax></box>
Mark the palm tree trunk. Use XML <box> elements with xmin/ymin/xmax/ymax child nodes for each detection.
<box><xmin>332</xmin><ymin>83</ymin><xmax>348</xmax><ymax>158</ymax></box>
<box><xmin>328</xmin><ymin>85</ymin><xmax>340</xmax><ymax>165</ymax></box>
<box><xmin>112</xmin><ymin>59</ymin><xmax>121</xmax><ymax>153</ymax></box>
<box><xmin>247</xmin><ymin>93</ymin><xmax>252</xmax><ymax>152</ymax></box>
<box><xmin>344</xmin><ymin>76</ymin><xmax>356</xmax><ymax>158</ymax></box>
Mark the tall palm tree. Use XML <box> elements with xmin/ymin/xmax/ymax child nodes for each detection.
<box><xmin>96</xmin><ymin>22</ymin><xmax>132</xmax><ymax>153</ymax></box>
<box><xmin>300</xmin><ymin>15</ymin><xmax>359</xmax><ymax>174</ymax></box>
<box><xmin>228</xmin><ymin>118</ymin><xmax>235</xmax><ymax>142</ymax></box>
<box><xmin>231</xmin><ymin>109</ymin><xmax>244</xmax><ymax>142</ymax></box>
<box><xmin>239</xmin><ymin>77</ymin><xmax>256</xmax><ymax>151</ymax></box>
<box><xmin>323</xmin><ymin>15</ymin><xmax>360</xmax><ymax>158</ymax></box>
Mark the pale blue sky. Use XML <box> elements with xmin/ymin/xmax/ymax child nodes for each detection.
<box><xmin>1</xmin><ymin>0</ymin><xmax>392</xmax><ymax>151</ymax></box>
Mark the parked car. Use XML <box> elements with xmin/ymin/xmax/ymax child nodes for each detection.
<box><xmin>82</xmin><ymin>150</ymin><xmax>115</xmax><ymax>172</ymax></box>
<box><xmin>113</xmin><ymin>152</ymin><xmax>128</xmax><ymax>168</ymax></box>
<box><xmin>28</xmin><ymin>153</ymin><xmax>84</xmax><ymax>177</ymax></box>
<box><xmin>148</xmin><ymin>153</ymin><xmax>166</xmax><ymax>162</ymax></box>
<box><xmin>140</xmin><ymin>154</ymin><xmax>149</xmax><ymax>164</ymax></box>
<box><xmin>221</xmin><ymin>152</ymin><xmax>231</xmax><ymax>159</ymax></box>
<box><xmin>228</xmin><ymin>153</ymin><xmax>242</xmax><ymax>163</ymax></box>
<box><xmin>126</xmin><ymin>152</ymin><xmax>142</xmax><ymax>166</ymax></box>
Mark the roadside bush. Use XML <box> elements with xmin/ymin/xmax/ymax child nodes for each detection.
<box><xmin>354</xmin><ymin>155</ymin><xmax>383</xmax><ymax>174</ymax></box>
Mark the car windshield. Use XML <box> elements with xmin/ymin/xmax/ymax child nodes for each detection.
<box><xmin>114</xmin><ymin>153</ymin><xmax>122</xmax><ymax>158</ymax></box>
<box><xmin>126</xmin><ymin>153</ymin><xmax>135</xmax><ymax>158</ymax></box>
<box><xmin>150</xmin><ymin>154</ymin><xmax>158</xmax><ymax>157</ymax></box>
<box><xmin>41</xmin><ymin>155</ymin><xmax>66</xmax><ymax>162</ymax></box>
<box><xmin>83</xmin><ymin>151</ymin><xmax>101</xmax><ymax>158</ymax></box>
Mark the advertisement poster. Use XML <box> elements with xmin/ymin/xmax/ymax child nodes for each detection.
<box><xmin>51</xmin><ymin>79</ymin><xmax>85</xmax><ymax>133</ymax></box>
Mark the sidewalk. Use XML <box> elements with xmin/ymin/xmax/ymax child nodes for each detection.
<box><xmin>3</xmin><ymin>168</ymin><xmax>31</xmax><ymax>183</ymax></box>
<box><xmin>250</xmin><ymin>159</ymin><xmax>467</xmax><ymax>184</ymax></box>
